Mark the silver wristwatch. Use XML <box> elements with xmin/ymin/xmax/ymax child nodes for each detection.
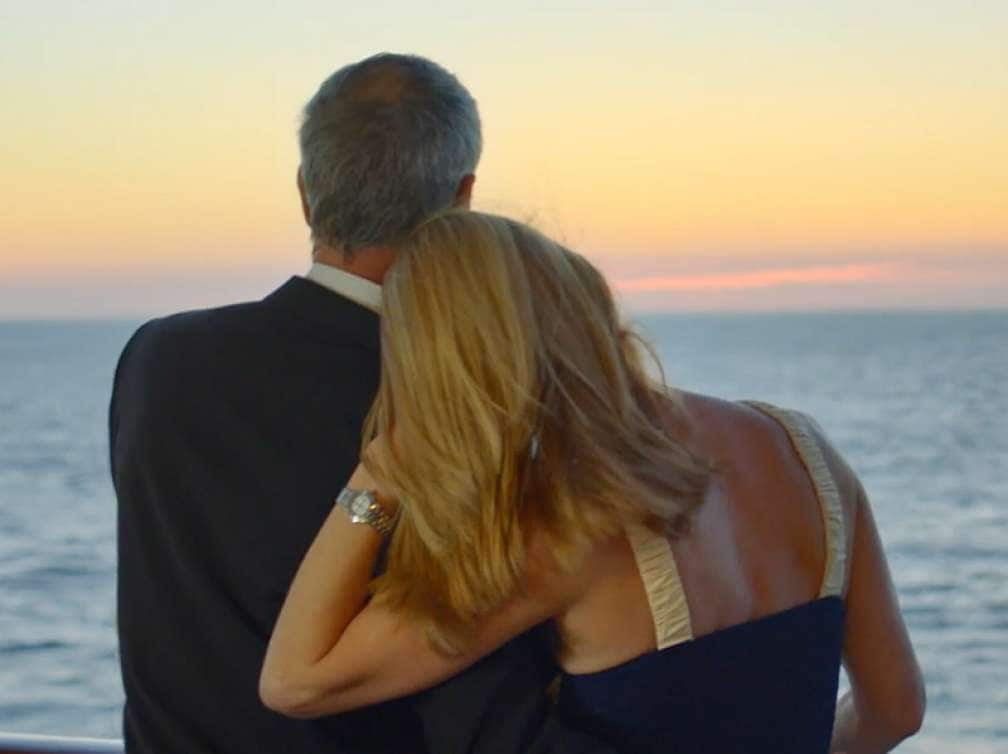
<box><xmin>335</xmin><ymin>488</ymin><xmax>397</xmax><ymax>536</ymax></box>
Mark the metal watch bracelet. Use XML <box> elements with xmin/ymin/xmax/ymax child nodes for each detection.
<box><xmin>334</xmin><ymin>488</ymin><xmax>397</xmax><ymax>536</ymax></box>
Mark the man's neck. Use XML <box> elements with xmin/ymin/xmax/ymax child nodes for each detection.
<box><xmin>313</xmin><ymin>244</ymin><xmax>394</xmax><ymax>284</ymax></box>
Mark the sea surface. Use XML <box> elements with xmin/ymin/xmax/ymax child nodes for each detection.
<box><xmin>0</xmin><ymin>312</ymin><xmax>1005</xmax><ymax>752</ymax></box>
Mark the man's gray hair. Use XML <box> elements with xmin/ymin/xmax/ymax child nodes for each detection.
<box><xmin>299</xmin><ymin>53</ymin><xmax>482</xmax><ymax>255</ymax></box>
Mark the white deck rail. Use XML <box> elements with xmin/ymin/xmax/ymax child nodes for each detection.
<box><xmin>0</xmin><ymin>732</ymin><xmax>123</xmax><ymax>754</ymax></box>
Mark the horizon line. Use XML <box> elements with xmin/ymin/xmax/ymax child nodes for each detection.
<box><xmin>1</xmin><ymin>306</ymin><xmax>1005</xmax><ymax>324</ymax></box>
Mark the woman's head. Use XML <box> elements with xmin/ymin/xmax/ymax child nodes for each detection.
<box><xmin>364</xmin><ymin>210</ymin><xmax>709</xmax><ymax>650</ymax></box>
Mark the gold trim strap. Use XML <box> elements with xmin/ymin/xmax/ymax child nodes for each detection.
<box><xmin>625</xmin><ymin>521</ymin><xmax>694</xmax><ymax>649</ymax></box>
<box><xmin>743</xmin><ymin>401</ymin><xmax>847</xmax><ymax>597</ymax></box>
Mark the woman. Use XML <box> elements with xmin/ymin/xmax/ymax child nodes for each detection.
<box><xmin>260</xmin><ymin>211</ymin><xmax>924</xmax><ymax>753</ymax></box>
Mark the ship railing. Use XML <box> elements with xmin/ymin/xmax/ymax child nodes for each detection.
<box><xmin>0</xmin><ymin>732</ymin><xmax>123</xmax><ymax>754</ymax></box>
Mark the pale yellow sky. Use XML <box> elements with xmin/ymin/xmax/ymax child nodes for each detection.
<box><xmin>1</xmin><ymin>1</ymin><xmax>1005</xmax><ymax>315</ymax></box>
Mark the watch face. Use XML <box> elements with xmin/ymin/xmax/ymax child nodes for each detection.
<box><xmin>350</xmin><ymin>491</ymin><xmax>375</xmax><ymax>519</ymax></box>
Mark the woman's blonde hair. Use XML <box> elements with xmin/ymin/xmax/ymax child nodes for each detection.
<box><xmin>363</xmin><ymin>210</ymin><xmax>710</xmax><ymax>652</ymax></box>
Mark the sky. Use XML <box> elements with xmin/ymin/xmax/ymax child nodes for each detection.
<box><xmin>1</xmin><ymin>0</ymin><xmax>1005</xmax><ymax>317</ymax></box>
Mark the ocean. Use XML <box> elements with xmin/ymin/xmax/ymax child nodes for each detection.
<box><xmin>0</xmin><ymin>312</ymin><xmax>1005</xmax><ymax>752</ymax></box>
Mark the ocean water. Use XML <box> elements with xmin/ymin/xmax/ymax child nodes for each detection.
<box><xmin>0</xmin><ymin>312</ymin><xmax>1005</xmax><ymax>752</ymax></box>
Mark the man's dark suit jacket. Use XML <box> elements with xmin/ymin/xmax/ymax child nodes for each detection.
<box><xmin>110</xmin><ymin>277</ymin><xmax>617</xmax><ymax>754</ymax></box>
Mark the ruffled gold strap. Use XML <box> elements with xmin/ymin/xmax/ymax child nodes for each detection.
<box><xmin>625</xmin><ymin>521</ymin><xmax>693</xmax><ymax>649</ymax></box>
<box><xmin>743</xmin><ymin>401</ymin><xmax>847</xmax><ymax>597</ymax></box>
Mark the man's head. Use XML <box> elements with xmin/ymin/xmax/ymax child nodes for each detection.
<box><xmin>298</xmin><ymin>53</ymin><xmax>481</xmax><ymax>258</ymax></box>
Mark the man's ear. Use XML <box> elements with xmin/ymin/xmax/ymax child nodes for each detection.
<box><xmin>454</xmin><ymin>174</ymin><xmax>476</xmax><ymax>208</ymax></box>
<box><xmin>297</xmin><ymin>167</ymin><xmax>311</xmax><ymax>224</ymax></box>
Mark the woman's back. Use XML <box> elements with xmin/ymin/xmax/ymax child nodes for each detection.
<box><xmin>552</xmin><ymin>395</ymin><xmax>854</xmax><ymax>753</ymax></box>
<box><xmin>554</xmin><ymin>393</ymin><xmax>852</xmax><ymax>673</ymax></box>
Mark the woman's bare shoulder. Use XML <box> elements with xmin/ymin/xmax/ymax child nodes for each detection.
<box><xmin>675</xmin><ymin>390</ymin><xmax>799</xmax><ymax>464</ymax></box>
<box><xmin>677</xmin><ymin>391</ymin><xmax>861</xmax><ymax>559</ymax></box>
<box><xmin>679</xmin><ymin>392</ymin><xmax>860</xmax><ymax>490</ymax></box>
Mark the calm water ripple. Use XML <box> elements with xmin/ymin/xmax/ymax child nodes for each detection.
<box><xmin>1</xmin><ymin>312</ymin><xmax>1005</xmax><ymax>752</ymax></box>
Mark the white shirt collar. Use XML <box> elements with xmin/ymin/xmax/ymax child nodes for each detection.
<box><xmin>305</xmin><ymin>262</ymin><xmax>382</xmax><ymax>314</ymax></box>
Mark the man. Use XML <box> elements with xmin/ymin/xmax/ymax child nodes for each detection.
<box><xmin>110</xmin><ymin>53</ymin><xmax>618</xmax><ymax>754</ymax></box>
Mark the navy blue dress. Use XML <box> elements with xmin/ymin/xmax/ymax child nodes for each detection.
<box><xmin>556</xmin><ymin>403</ymin><xmax>847</xmax><ymax>754</ymax></box>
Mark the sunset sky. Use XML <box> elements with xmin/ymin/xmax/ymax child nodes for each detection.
<box><xmin>1</xmin><ymin>1</ymin><xmax>1005</xmax><ymax>317</ymax></box>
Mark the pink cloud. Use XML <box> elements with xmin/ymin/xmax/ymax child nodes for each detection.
<box><xmin>613</xmin><ymin>262</ymin><xmax>902</xmax><ymax>292</ymax></box>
